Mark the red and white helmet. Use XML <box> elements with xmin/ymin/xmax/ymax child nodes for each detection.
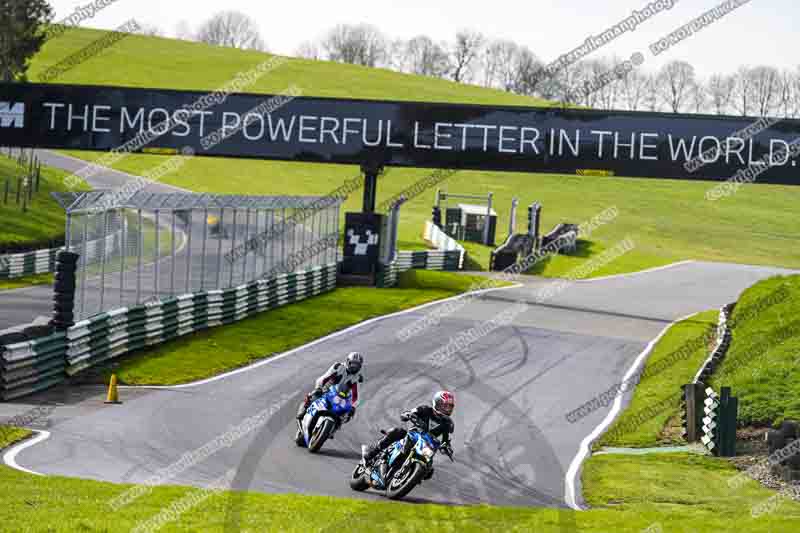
<box><xmin>432</xmin><ymin>390</ymin><xmax>455</xmax><ymax>416</ymax></box>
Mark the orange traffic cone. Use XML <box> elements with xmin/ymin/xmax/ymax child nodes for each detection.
<box><xmin>105</xmin><ymin>374</ymin><xmax>122</xmax><ymax>404</ymax></box>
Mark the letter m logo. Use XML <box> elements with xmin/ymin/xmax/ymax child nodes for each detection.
<box><xmin>0</xmin><ymin>102</ymin><xmax>25</xmax><ymax>128</ymax></box>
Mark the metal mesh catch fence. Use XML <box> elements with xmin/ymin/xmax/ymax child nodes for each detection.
<box><xmin>64</xmin><ymin>192</ymin><xmax>340</xmax><ymax>320</ymax></box>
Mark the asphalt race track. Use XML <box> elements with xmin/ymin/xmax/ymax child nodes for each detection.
<box><xmin>3</xmin><ymin>257</ymin><xmax>795</xmax><ymax>509</ymax></box>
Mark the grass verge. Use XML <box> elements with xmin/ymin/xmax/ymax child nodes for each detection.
<box><xmin>0</xmin><ymin>154</ymin><xmax>88</xmax><ymax>252</ymax></box>
<box><xmin>0</xmin><ymin>426</ymin><xmax>32</xmax><ymax>450</ymax></box>
<box><xmin>89</xmin><ymin>270</ymin><xmax>505</xmax><ymax>386</ymax></box>
<box><xmin>712</xmin><ymin>274</ymin><xmax>800</xmax><ymax>426</ymax></box>
<box><xmin>0</xmin><ymin>273</ymin><xmax>54</xmax><ymax>291</ymax></box>
<box><xmin>0</xmin><ymin>449</ymin><xmax>797</xmax><ymax>531</ymax></box>
<box><xmin>581</xmin><ymin>453</ymin><xmax>800</xmax><ymax>532</ymax></box>
<box><xmin>596</xmin><ymin>310</ymin><xmax>719</xmax><ymax>449</ymax></box>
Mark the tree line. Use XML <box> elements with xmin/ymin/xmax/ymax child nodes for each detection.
<box><xmin>293</xmin><ymin>24</ymin><xmax>799</xmax><ymax>118</ymax></box>
<box><xmin>176</xmin><ymin>14</ymin><xmax>799</xmax><ymax>118</ymax></box>
<box><xmin>2</xmin><ymin>2</ymin><xmax>797</xmax><ymax>119</ymax></box>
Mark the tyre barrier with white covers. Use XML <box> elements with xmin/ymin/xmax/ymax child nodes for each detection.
<box><xmin>693</xmin><ymin>303</ymin><xmax>735</xmax><ymax>385</ymax></box>
<box><xmin>0</xmin><ymin>226</ymin><xmax>122</xmax><ymax>280</ymax></box>
<box><xmin>0</xmin><ymin>248</ymin><xmax>60</xmax><ymax>280</ymax></box>
<box><xmin>0</xmin><ymin>263</ymin><xmax>337</xmax><ymax>400</ymax></box>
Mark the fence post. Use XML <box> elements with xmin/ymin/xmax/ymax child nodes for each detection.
<box><xmin>16</xmin><ymin>176</ymin><xmax>21</xmax><ymax>204</ymax></box>
<box><xmin>3</xmin><ymin>178</ymin><xmax>8</xmax><ymax>204</ymax></box>
<box><xmin>21</xmin><ymin>177</ymin><xmax>28</xmax><ymax>212</ymax></box>
<box><xmin>718</xmin><ymin>387</ymin><xmax>738</xmax><ymax>457</ymax></box>
<box><xmin>681</xmin><ymin>383</ymin><xmax>704</xmax><ymax>443</ymax></box>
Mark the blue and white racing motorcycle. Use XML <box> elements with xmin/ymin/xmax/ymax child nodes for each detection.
<box><xmin>350</xmin><ymin>430</ymin><xmax>453</xmax><ymax>500</ymax></box>
<box><xmin>295</xmin><ymin>384</ymin><xmax>354</xmax><ymax>453</ymax></box>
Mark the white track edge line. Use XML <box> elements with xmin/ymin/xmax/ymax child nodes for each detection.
<box><xmin>564</xmin><ymin>311</ymin><xmax>698</xmax><ymax>510</ymax></box>
<box><xmin>3</xmin><ymin>429</ymin><xmax>50</xmax><ymax>476</ymax></box>
<box><xmin>132</xmin><ymin>282</ymin><xmax>525</xmax><ymax>390</ymax></box>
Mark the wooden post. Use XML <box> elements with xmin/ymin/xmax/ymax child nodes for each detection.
<box><xmin>35</xmin><ymin>161</ymin><xmax>41</xmax><ymax>192</ymax></box>
<box><xmin>15</xmin><ymin>176</ymin><xmax>21</xmax><ymax>204</ymax></box>
<box><xmin>682</xmin><ymin>383</ymin><xmax>704</xmax><ymax>443</ymax></box>
<box><xmin>3</xmin><ymin>178</ymin><xmax>8</xmax><ymax>204</ymax></box>
<box><xmin>22</xmin><ymin>178</ymin><xmax>28</xmax><ymax>212</ymax></box>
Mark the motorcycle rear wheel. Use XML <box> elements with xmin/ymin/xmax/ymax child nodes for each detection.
<box><xmin>349</xmin><ymin>465</ymin><xmax>370</xmax><ymax>491</ymax></box>
<box><xmin>387</xmin><ymin>462</ymin><xmax>426</xmax><ymax>500</ymax></box>
<box><xmin>308</xmin><ymin>417</ymin><xmax>334</xmax><ymax>453</ymax></box>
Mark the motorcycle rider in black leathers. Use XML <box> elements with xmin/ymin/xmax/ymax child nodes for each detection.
<box><xmin>361</xmin><ymin>390</ymin><xmax>455</xmax><ymax>476</ymax></box>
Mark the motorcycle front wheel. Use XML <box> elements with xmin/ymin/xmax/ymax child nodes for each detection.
<box><xmin>386</xmin><ymin>462</ymin><xmax>426</xmax><ymax>500</ymax></box>
<box><xmin>349</xmin><ymin>465</ymin><xmax>370</xmax><ymax>492</ymax></box>
<box><xmin>308</xmin><ymin>417</ymin><xmax>334</xmax><ymax>453</ymax></box>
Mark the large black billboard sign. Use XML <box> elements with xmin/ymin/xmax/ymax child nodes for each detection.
<box><xmin>1</xmin><ymin>82</ymin><xmax>799</xmax><ymax>185</ymax></box>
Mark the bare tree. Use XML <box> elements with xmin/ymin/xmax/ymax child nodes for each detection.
<box><xmin>570</xmin><ymin>60</ymin><xmax>600</xmax><ymax>108</ymax></box>
<box><xmin>594</xmin><ymin>57</ymin><xmax>624</xmax><ymax>110</ymax></box>
<box><xmin>550</xmin><ymin>63</ymin><xmax>584</xmax><ymax>106</ymax></box>
<box><xmin>775</xmin><ymin>68</ymin><xmax>800</xmax><ymax>118</ymax></box>
<box><xmin>322</xmin><ymin>24</ymin><xmax>386</xmax><ymax>67</ymax></box>
<box><xmin>403</xmin><ymin>35</ymin><xmax>450</xmax><ymax>77</ymax></box>
<box><xmin>482</xmin><ymin>40</ymin><xmax>519</xmax><ymax>89</ymax></box>
<box><xmin>732</xmin><ymin>66</ymin><xmax>755</xmax><ymax>116</ymax></box>
<box><xmin>384</xmin><ymin>38</ymin><xmax>408</xmax><ymax>71</ymax></box>
<box><xmin>620</xmin><ymin>70</ymin><xmax>649</xmax><ymax>110</ymax></box>
<box><xmin>655</xmin><ymin>60</ymin><xmax>695</xmax><ymax>113</ymax></box>
<box><xmin>174</xmin><ymin>20</ymin><xmax>195</xmax><ymax>41</ymax></box>
<box><xmin>508</xmin><ymin>47</ymin><xmax>544</xmax><ymax>96</ymax></box>
<box><xmin>449</xmin><ymin>30</ymin><xmax>485</xmax><ymax>83</ymax></box>
<box><xmin>136</xmin><ymin>23</ymin><xmax>163</xmax><ymax>37</ymax></box>
<box><xmin>790</xmin><ymin>67</ymin><xmax>800</xmax><ymax>118</ymax></box>
<box><xmin>706</xmin><ymin>74</ymin><xmax>736</xmax><ymax>114</ymax></box>
<box><xmin>748</xmin><ymin>65</ymin><xmax>781</xmax><ymax>116</ymax></box>
<box><xmin>197</xmin><ymin>11</ymin><xmax>266</xmax><ymax>51</ymax></box>
<box><xmin>642</xmin><ymin>74</ymin><xmax>660</xmax><ymax>111</ymax></box>
<box><xmin>296</xmin><ymin>40</ymin><xmax>322</xmax><ymax>60</ymax></box>
<box><xmin>690</xmin><ymin>82</ymin><xmax>707</xmax><ymax>113</ymax></box>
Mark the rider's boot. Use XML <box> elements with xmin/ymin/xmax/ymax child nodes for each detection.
<box><xmin>361</xmin><ymin>445</ymin><xmax>370</xmax><ymax>467</ymax></box>
<box><xmin>296</xmin><ymin>400</ymin><xmax>307</xmax><ymax>421</ymax></box>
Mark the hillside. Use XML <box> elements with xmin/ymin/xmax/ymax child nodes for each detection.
<box><xmin>22</xmin><ymin>27</ymin><xmax>800</xmax><ymax>274</ymax></box>
<box><xmin>0</xmin><ymin>152</ymin><xmax>88</xmax><ymax>252</ymax></box>
<box><xmin>712</xmin><ymin>274</ymin><xmax>800</xmax><ymax>426</ymax></box>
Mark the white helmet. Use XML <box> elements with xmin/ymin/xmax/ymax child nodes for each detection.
<box><xmin>346</xmin><ymin>352</ymin><xmax>363</xmax><ymax>374</ymax></box>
